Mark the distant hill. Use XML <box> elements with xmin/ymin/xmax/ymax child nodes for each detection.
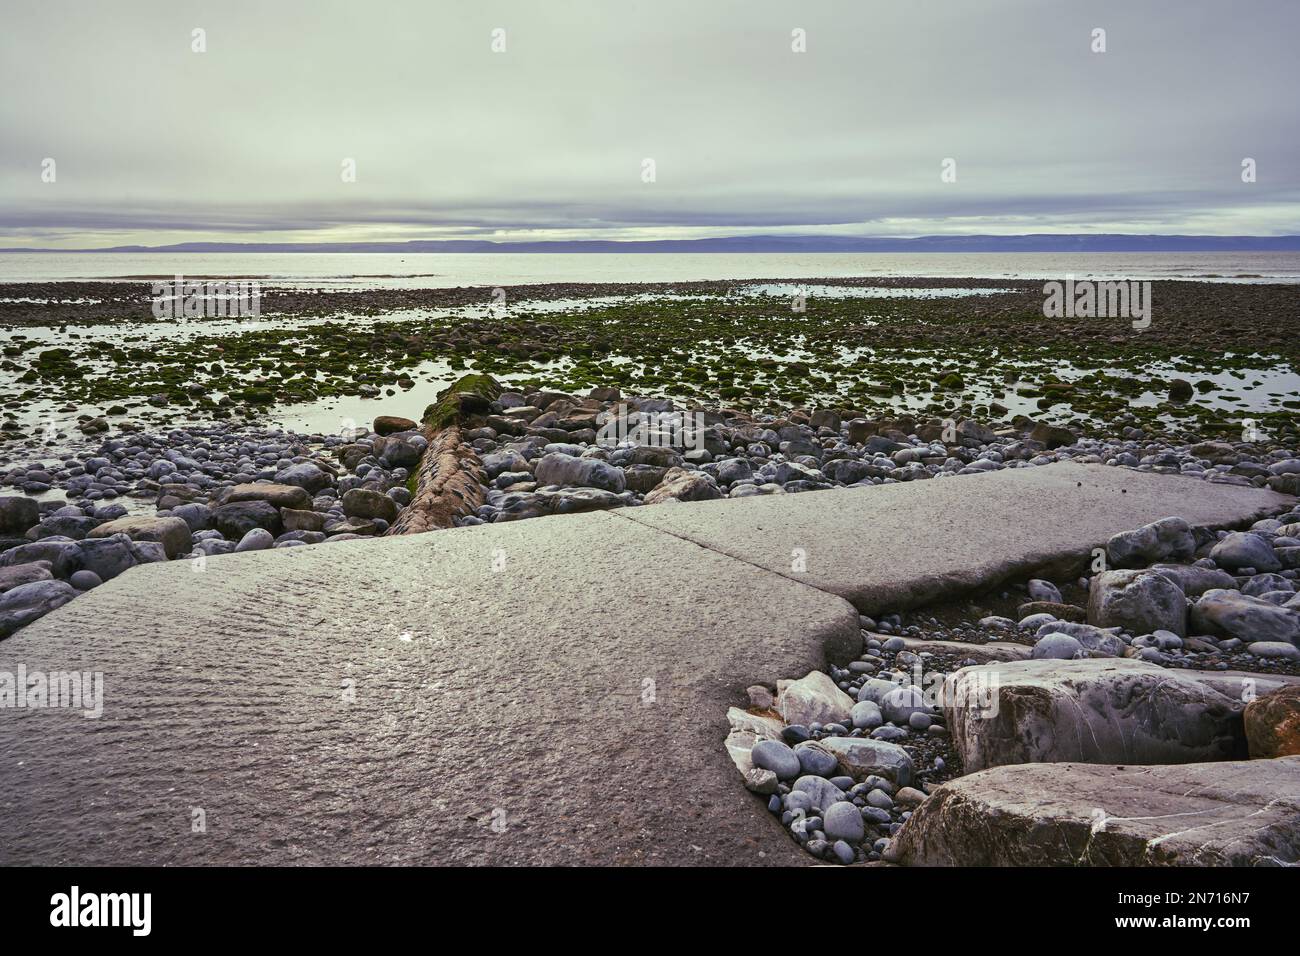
<box><xmin>4</xmin><ymin>234</ymin><xmax>1300</xmax><ymax>253</ymax></box>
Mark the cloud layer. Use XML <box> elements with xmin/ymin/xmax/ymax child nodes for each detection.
<box><xmin>1</xmin><ymin>0</ymin><xmax>1297</xmax><ymax>247</ymax></box>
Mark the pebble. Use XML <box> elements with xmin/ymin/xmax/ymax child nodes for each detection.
<box><xmin>781</xmin><ymin>724</ymin><xmax>812</xmax><ymax>745</ymax></box>
<box><xmin>866</xmin><ymin>788</ymin><xmax>895</xmax><ymax>810</ymax></box>
<box><xmin>794</xmin><ymin>743</ymin><xmax>839</xmax><ymax>778</ymax></box>
<box><xmin>235</xmin><ymin>528</ymin><xmax>275</xmax><ymax>552</ymax></box>
<box><xmin>823</xmin><ymin>801</ymin><xmax>866</xmax><ymax>843</ymax></box>
<box><xmin>69</xmin><ymin>569</ymin><xmax>102</xmax><ymax>591</ymax></box>
<box><xmin>751</xmin><ymin>739</ymin><xmax>801</xmax><ymax>780</ymax></box>
<box><xmin>851</xmin><ymin>700</ymin><xmax>884</xmax><ymax>729</ymax></box>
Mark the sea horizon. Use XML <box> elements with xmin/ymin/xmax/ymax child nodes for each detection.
<box><xmin>3</xmin><ymin>250</ymin><xmax>1300</xmax><ymax>286</ymax></box>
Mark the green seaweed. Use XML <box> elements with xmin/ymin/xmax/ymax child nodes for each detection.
<box><xmin>421</xmin><ymin>372</ymin><xmax>502</xmax><ymax>429</ymax></box>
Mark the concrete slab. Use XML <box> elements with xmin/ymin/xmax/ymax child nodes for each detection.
<box><xmin>0</xmin><ymin>511</ymin><xmax>859</xmax><ymax>866</ymax></box>
<box><xmin>620</xmin><ymin>462</ymin><xmax>1292</xmax><ymax>614</ymax></box>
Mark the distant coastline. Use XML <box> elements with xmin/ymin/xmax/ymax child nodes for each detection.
<box><xmin>4</xmin><ymin>234</ymin><xmax>1300</xmax><ymax>254</ymax></box>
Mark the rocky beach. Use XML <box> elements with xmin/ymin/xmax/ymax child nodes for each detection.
<box><xmin>7</xmin><ymin>0</ymin><xmax>1300</xmax><ymax>929</ymax></box>
<box><xmin>730</xmin><ymin>506</ymin><xmax>1300</xmax><ymax>865</ymax></box>
<box><xmin>2</xmin><ymin>276</ymin><xmax>1299</xmax><ymax>868</ymax></box>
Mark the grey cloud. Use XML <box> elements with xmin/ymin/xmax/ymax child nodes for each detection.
<box><xmin>0</xmin><ymin>0</ymin><xmax>1296</xmax><ymax>247</ymax></box>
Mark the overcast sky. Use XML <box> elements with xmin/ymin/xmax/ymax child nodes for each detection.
<box><xmin>1</xmin><ymin>0</ymin><xmax>1296</xmax><ymax>248</ymax></box>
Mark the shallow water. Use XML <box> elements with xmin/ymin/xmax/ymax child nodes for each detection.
<box><xmin>4</xmin><ymin>294</ymin><xmax>1296</xmax><ymax>442</ymax></box>
<box><xmin>3</xmin><ymin>263</ymin><xmax>1297</xmax><ymax>455</ymax></box>
<box><xmin>3</xmin><ymin>251</ymin><xmax>1300</xmax><ymax>285</ymax></box>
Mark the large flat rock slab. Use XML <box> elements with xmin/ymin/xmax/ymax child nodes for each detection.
<box><xmin>0</xmin><ymin>511</ymin><xmax>859</xmax><ymax>866</ymax></box>
<box><xmin>2</xmin><ymin>460</ymin><xmax>1290</xmax><ymax>867</ymax></box>
<box><xmin>888</xmin><ymin>757</ymin><xmax>1300</xmax><ymax>866</ymax></box>
<box><xmin>620</xmin><ymin>462</ymin><xmax>1291</xmax><ymax>614</ymax></box>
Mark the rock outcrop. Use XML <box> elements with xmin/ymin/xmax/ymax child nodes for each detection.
<box><xmin>1244</xmin><ymin>684</ymin><xmax>1300</xmax><ymax>758</ymax></box>
<box><xmin>1087</xmin><ymin>569</ymin><xmax>1188</xmax><ymax>637</ymax></box>
<box><xmin>86</xmin><ymin>515</ymin><xmax>191</xmax><ymax>559</ymax></box>
<box><xmin>777</xmin><ymin>670</ymin><xmax>854</xmax><ymax>727</ymax></box>
<box><xmin>944</xmin><ymin>658</ymin><xmax>1246</xmax><ymax>771</ymax></box>
<box><xmin>1191</xmin><ymin>589</ymin><xmax>1300</xmax><ymax>646</ymax></box>
<box><xmin>387</xmin><ymin>374</ymin><xmax>499</xmax><ymax>535</ymax></box>
<box><xmin>887</xmin><ymin>757</ymin><xmax>1300</xmax><ymax>866</ymax></box>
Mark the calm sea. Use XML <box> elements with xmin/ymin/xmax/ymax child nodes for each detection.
<box><xmin>1</xmin><ymin>251</ymin><xmax>1298</xmax><ymax>287</ymax></box>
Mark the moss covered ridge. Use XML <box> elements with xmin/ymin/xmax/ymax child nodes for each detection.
<box><xmin>421</xmin><ymin>372</ymin><xmax>502</xmax><ymax>429</ymax></box>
